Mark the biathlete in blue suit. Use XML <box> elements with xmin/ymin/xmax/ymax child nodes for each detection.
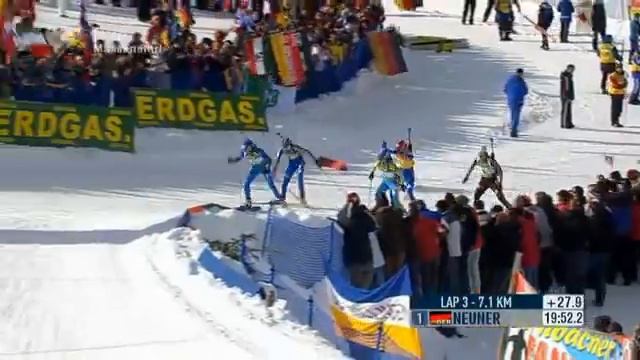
<box><xmin>228</xmin><ymin>138</ymin><xmax>281</xmax><ymax>208</ymax></box>
<box><xmin>369</xmin><ymin>148</ymin><xmax>405</xmax><ymax>209</ymax></box>
<box><xmin>273</xmin><ymin>137</ymin><xmax>321</xmax><ymax>205</ymax></box>
<box><xmin>385</xmin><ymin>139</ymin><xmax>416</xmax><ymax>201</ymax></box>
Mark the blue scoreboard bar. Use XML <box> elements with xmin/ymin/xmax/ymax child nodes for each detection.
<box><xmin>422</xmin><ymin>294</ymin><xmax>542</xmax><ymax>310</ymax></box>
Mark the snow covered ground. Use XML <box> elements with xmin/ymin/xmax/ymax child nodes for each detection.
<box><xmin>1</xmin><ymin>0</ymin><xmax>640</xmax><ymax>358</ymax></box>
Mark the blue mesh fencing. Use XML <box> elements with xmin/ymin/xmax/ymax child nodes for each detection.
<box><xmin>263</xmin><ymin>212</ymin><xmax>345</xmax><ymax>289</ymax></box>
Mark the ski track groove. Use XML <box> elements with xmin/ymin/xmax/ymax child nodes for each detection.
<box><xmin>143</xmin><ymin>237</ymin><xmax>262</xmax><ymax>357</ymax></box>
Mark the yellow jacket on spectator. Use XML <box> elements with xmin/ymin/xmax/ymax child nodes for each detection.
<box><xmin>599</xmin><ymin>43</ymin><xmax>616</xmax><ymax>64</ymax></box>
<box><xmin>608</xmin><ymin>71</ymin><xmax>628</xmax><ymax>95</ymax></box>
<box><xmin>328</xmin><ymin>41</ymin><xmax>346</xmax><ymax>64</ymax></box>
<box><xmin>495</xmin><ymin>0</ymin><xmax>514</xmax><ymax>13</ymax></box>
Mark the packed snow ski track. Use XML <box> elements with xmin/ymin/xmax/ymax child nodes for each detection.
<box><xmin>0</xmin><ymin>225</ymin><xmax>345</xmax><ymax>360</ymax></box>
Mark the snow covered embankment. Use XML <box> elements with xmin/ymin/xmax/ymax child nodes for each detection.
<box><xmin>140</xmin><ymin>219</ymin><xmax>348</xmax><ymax>360</ymax></box>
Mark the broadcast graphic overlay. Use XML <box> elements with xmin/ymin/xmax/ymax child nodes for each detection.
<box><xmin>411</xmin><ymin>295</ymin><xmax>584</xmax><ymax>328</ymax></box>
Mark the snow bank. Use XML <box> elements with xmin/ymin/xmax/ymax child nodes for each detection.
<box><xmin>186</xmin><ymin>205</ymin><xmax>337</xmax><ymax>248</ymax></box>
<box><xmin>139</xmin><ymin>227</ymin><xmax>348</xmax><ymax>359</ymax></box>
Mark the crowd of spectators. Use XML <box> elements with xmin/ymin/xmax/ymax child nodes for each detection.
<box><xmin>337</xmin><ymin>170</ymin><xmax>640</xmax><ymax>336</ymax></box>
<box><xmin>0</xmin><ymin>2</ymin><xmax>386</xmax><ymax>107</ymax></box>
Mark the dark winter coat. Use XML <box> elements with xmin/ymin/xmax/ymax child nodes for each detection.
<box><xmin>560</xmin><ymin>70</ymin><xmax>575</xmax><ymax>101</ymax></box>
<box><xmin>588</xmin><ymin>202</ymin><xmax>615</xmax><ymax>253</ymax></box>
<box><xmin>342</xmin><ymin>204</ymin><xmax>375</xmax><ymax>267</ymax></box>
<box><xmin>591</xmin><ymin>2</ymin><xmax>607</xmax><ymax>33</ymax></box>
<box><xmin>483</xmin><ymin>217</ymin><xmax>521</xmax><ymax>269</ymax></box>
<box><xmin>504</xmin><ymin>74</ymin><xmax>529</xmax><ymax>107</ymax></box>
<box><xmin>557</xmin><ymin>208</ymin><xmax>590</xmax><ymax>252</ymax></box>
<box><xmin>458</xmin><ymin>206</ymin><xmax>479</xmax><ymax>254</ymax></box>
<box><xmin>538</xmin><ymin>1</ymin><xmax>554</xmax><ymax>29</ymax></box>
<box><xmin>538</xmin><ymin>201</ymin><xmax>560</xmax><ymax>245</ymax></box>
<box><xmin>604</xmin><ymin>191</ymin><xmax>633</xmax><ymax>236</ymax></box>
<box><xmin>557</xmin><ymin>0</ymin><xmax>574</xmax><ymax>22</ymax></box>
<box><xmin>375</xmin><ymin>207</ymin><xmax>407</xmax><ymax>258</ymax></box>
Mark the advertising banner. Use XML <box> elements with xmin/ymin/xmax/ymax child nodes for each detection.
<box><xmin>133</xmin><ymin>88</ymin><xmax>268</xmax><ymax>132</ymax></box>
<box><xmin>0</xmin><ymin>100</ymin><xmax>135</xmax><ymax>153</ymax></box>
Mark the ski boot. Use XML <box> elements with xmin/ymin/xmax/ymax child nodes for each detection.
<box><xmin>270</xmin><ymin>198</ymin><xmax>287</xmax><ymax>207</ymax></box>
<box><xmin>299</xmin><ymin>197</ymin><xmax>308</xmax><ymax>207</ymax></box>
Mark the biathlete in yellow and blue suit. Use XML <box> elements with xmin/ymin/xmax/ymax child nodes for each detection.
<box><xmin>369</xmin><ymin>147</ymin><xmax>405</xmax><ymax>209</ymax></box>
<box><xmin>389</xmin><ymin>140</ymin><xmax>416</xmax><ymax>201</ymax></box>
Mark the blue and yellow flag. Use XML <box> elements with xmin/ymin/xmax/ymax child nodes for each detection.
<box><xmin>323</xmin><ymin>266</ymin><xmax>422</xmax><ymax>360</ymax></box>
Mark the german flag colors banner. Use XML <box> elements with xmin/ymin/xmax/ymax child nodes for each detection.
<box><xmin>367</xmin><ymin>31</ymin><xmax>408</xmax><ymax>76</ymax></box>
<box><xmin>269</xmin><ymin>32</ymin><xmax>305</xmax><ymax>87</ymax></box>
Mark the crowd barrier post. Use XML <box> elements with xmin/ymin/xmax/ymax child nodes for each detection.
<box><xmin>307</xmin><ymin>295</ymin><xmax>314</xmax><ymax>326</ymax></box>
<box><xmin>261</xmin><ymin>206</ymin><xmax>274</xmax><ymax>257</ymax></box>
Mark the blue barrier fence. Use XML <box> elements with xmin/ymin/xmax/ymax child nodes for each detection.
<box><xmin>11</xmin><ymin>39</ymin><xmax>375</xmax><ymax>108</ymax></box>
<box><xmin>190</xmin><ymin>207</ymin><xmax>402</xmax><ymax>359</ymax></box>
<box><xmin>261</xmin><ymin>210</ymin><xmax>345</xmax><ymax>288</ymax></box>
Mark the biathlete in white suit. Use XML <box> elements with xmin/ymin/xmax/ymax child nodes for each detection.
<box><xmin>462</xmin><ymin>146</ymin><xmax>511</xmax><ymax>208</ymax></box>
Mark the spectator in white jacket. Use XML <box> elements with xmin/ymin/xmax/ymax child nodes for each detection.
<box><xmin>533</xmin><ymin>192</ymin><xmax>556</xmax><ymax>293</ymax></box>
<box><xmin>441</xmin><ymin>203</ymin><xmax>464</xmax><ymax>293</ymax></box>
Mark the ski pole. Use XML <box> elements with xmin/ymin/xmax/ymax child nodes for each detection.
<box><xmin>490</xmin><ymin>137</ymin><xmax>495</xmax><ymax>158</ymax></box>
<box><xmin>367</xmin><ymin>179</ymin><xmax>373</xmax><ymax>207</ymax></box>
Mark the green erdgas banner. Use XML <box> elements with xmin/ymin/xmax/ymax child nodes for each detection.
<box><xmin>133</xmin><ymin>88</ymin><xmax>268</xmax><ymax>132</ymax></box>
<box><xmin>0</xmin><ymin>101</ymin><xmax>135</xmax><ymax>153</ymax></box>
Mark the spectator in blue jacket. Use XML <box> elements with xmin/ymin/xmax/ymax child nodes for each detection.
<box><xmin>630</xmin><ymin>13</ymin><xmax>640</xmax><ymax>63</ymax></box>
<box><xmin>504</xmin><ymin>68</ymin><xmax>529</xmax><ymax>138</ymax></box>
<box><xmin>601</xmin><ymin>177</ymin><xmax>635</xmax><ymax>286</ymax></box>
<box><xmin>557</xmin><ymin>0</ymin><xmax>574</xmax><ymax>43</ymax></box>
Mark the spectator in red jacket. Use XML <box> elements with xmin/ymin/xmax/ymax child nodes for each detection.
<box><xmin>514</xmin><ymin>195</ymin><xmax>541</xmax><ymax>288</ymax></box>
<box><xmin>408</xmin><ymin>201</ymin><xmax>443</xmax><ymax>297</ymax></box>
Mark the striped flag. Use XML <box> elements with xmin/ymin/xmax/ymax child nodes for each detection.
<box><xmin>269</xmin><ymin>32</ymin><xmax>290</xmax><ymax>85</ymax></box>
<box><xmin>1</xmin><ymin>17</ymin><xmax>15</xmax><ymax>64</ymax></box>
<box><xmin>284</xmin><ymin>32</ymin><xmax>304</xmax><ymax>85</ymax></box>
<box><xmin>244</xmin><ymin>36</ymin><xmax>266</xmax><ymax>75</ymax></box>
<box><xmin>269</xmin><ymin>31</ymin><xmax>306</xmax><ymax>86</ymax></box>
<box><xmin>367</xmin><ymin>31</ymin><xmax>408</xmax><ymax>76</ymax></box>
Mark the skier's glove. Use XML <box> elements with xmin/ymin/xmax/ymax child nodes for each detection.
<box><xmin>227</xmin><ymin>156</ymin><xmax>237</xmax><ymax>164</ymax></box>
<box><xmin>400</xmin><ymin>183</ymin><xmax>406</xmax><ymax>191</ymax></box>
<box><xmin>315</xmin><ymin>159</ymin><xmax>322</xmax><ymax>168</ymax></box>
<box><xmin>368</xmin><ymin>172</ymin><xmax>375</xmax><ymax>181</ymax></box>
